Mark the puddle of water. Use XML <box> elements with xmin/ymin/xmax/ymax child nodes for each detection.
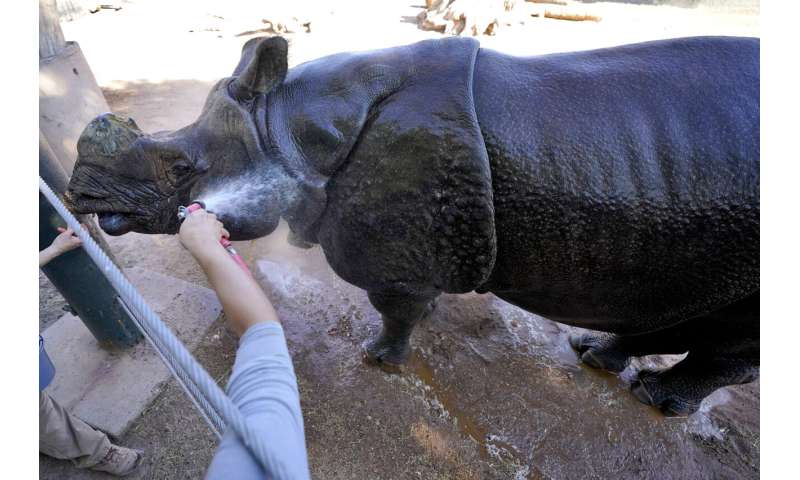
<box><xmin>404</xmin><ymin>351</ymin><xmax>539</xmax><ymax>479</ymax></box>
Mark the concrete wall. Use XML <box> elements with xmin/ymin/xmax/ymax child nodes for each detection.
<box><xmin>39</xmin><ymin>41</ymin><xmax>110</xmax><ymax>175</ymax></box>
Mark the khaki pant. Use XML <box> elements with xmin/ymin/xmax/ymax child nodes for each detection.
<box><xmin>39</xmin><ymin>391</ymin><xmax>111</xmax><ymax>468</ymax></box>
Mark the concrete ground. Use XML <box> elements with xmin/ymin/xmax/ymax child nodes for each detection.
<box><xmin>40</xmin><ymin>1</ymin><xmax>759</xmax><ymax>478</ymax></box>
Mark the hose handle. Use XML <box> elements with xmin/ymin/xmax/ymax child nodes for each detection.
<box><xmin>178</xmin><ymin>202</ymin><xmax>252</xmax><ymax>276</ymax></box>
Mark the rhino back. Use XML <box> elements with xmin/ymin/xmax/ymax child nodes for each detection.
<box><xmin>472</xmin><ymin>37</ymin><xmax>760</xmax><ymax>333</ymax></box>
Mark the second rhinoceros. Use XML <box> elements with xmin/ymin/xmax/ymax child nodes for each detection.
<box><xmin>66</xmin><ymin>36</ymin><xmax>759</xmax><ymax>416</ymax></box>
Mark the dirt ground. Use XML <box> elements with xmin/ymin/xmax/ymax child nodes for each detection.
<box><xmin>40</xmin><ymin>1</ymin><xmax>759</xmax><ymax>478</ymax></box>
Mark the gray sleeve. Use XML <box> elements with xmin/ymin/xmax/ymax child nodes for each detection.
<box><xmin>205</xmin><ymin>322</ymin><xmax>310</xmax><ymax>480</ymax></box>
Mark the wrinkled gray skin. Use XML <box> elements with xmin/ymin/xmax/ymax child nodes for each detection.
<box><xmin>67</xmin><ymin>36</ymin><xmax>760</xmax><ymax>416</ymax></box>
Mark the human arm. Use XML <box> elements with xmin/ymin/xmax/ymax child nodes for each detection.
<box><xmin>205</xmin><ymin>323</ymin><xmax>310</xmax><ymax>479</ymax></box>
<box><xmin>179</xmin><ymin>210</ymin><xmax>309</xmax><ymax>479</ymax></box>
<box><xmin>178</xmin><ymin>210</ymin><xmax>278</xmax><ymax>336</ymax></box>
<box><xmin>39</xmin><ymin>227</ymin><xmax>82</xmax><ymax>267</ymax></box>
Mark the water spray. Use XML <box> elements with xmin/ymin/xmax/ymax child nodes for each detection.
<box><xmin>177</xmin><ymin>202</ymin><xmax>252</xmax><ymax>276</ymax></box>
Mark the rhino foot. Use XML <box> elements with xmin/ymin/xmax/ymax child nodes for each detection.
<box><xmin>629</xmin><ymin>353</ymin><xmax>760</xmax><ymax>417</ymax></box>
<box><xmin>569</xmin><ymin>332</ymin><xmax>631</xmax><ymax>373</ymax></box>
<box><xmin>362</xmin><ymin>335</ymin><xmax>410</xmax><ymax>374</ymax></box>
<box><xmin>287</xmin><ymin>229</ymin><xmax>315</xmax><ymax>249</ymax></box>
<box><xmin>630</xmin><ymin>369</ymin><xmax>700</xmax><ymax>417</ymax></box>
<box><xmin>363</xmin><ymin>291</ymin><xmax>439</xmax><ymax>374</ymax></box>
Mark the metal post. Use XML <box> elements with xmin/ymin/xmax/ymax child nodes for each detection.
<box><xmin>40</xmin><ymin>135</ymin><xmax>142</xmax><ymax>348</ymax></box>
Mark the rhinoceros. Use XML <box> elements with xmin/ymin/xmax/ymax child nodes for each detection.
<box><xmin>66</xmin><ymin>36</ymin><xmax>759</xmax><ymax>416</ymax></box>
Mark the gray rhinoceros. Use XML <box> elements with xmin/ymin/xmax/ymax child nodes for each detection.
<box><xmin>66</xmin><ymin>36</ymin><xmax>759</xmax><ymax>416</ymax></box>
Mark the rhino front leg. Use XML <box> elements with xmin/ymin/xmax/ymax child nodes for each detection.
<box><xmin>363</xmin><ymin>291</ymin><xmax>439</xmax><ymax>372</ymax></box>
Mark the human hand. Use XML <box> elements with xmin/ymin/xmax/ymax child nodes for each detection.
<box><xmin>50</xmin><ymin>227</ymin><xmax>83</xmax><ymax>255</ymax></box>
<box><xmin>178</xmin><ymin>209</ymin><xmax>230</xmax><ymax>260</ymax></box>
<box><xmin>40</xmin><ymin>226</ymin><xmax>84</xmax><ymax>267</ymax></box>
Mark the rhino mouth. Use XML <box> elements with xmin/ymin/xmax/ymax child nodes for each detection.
<box><xmin>64</xmin><ymin>191</ymin><xmax>140</xmax><ymax>236</ymax></box>
<box><xmin>64</xmin><ymin>184</ymin><xmax>180</xmax><ymax>236</ymax></box>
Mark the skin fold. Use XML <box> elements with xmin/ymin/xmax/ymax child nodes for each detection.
<box><xmin>67</xmin><ymin>36</ymin><xmax>759</xmax><ymax>416</ymax></box>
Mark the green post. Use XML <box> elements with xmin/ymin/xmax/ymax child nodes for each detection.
<box><xmin>40</xmin><ymin>135</ymin><xmax>142</xmax><ymax>348</ymax></box>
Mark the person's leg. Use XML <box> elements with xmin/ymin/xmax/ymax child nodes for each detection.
<box><xmin>39</xmin><ymin>390</ymin><xmax>110</xmax><ymax>468</ymax></box>
<box><xmin>40</xmin><ymin>391</ymin><xmax>143</xmax><ymax>475</ymax></box>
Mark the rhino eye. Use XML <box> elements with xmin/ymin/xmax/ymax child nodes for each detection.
<box><xmin>163</xmin><ymin>156</ymin><xmax>193</xmax><ymax>186</ymax></box>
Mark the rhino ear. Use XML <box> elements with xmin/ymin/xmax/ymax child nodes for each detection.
<box><xmin>230</xmin><ymin>36</ymin><xmax>288</xmax><ymax>100</ymax></box>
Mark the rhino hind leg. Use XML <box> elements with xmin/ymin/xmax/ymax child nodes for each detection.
<box><xmin>569</xmin><ymin>327</ymin><xmax>693</xmax><ymax>373</ymax></box>
<box><xmin>629</xmin><ymin>306</ymin><xmax>759</xmax><ymax>416</ymax></box>
<box><xmin>363</xmin><ymin>291</ymin><xmax>439</xmax><ymax>372</ymax></box>
<box><xmin>630</xmin><ymin>353</ymin><xmax>759</xmax><ymax>416</ymax></box>
<box><xmin>574</xmin><ymin>292</ymin><xmax>759</xmax><ymax>415</ymax></box>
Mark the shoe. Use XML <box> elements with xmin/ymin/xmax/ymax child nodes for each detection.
<box><xmin>90</xmin><ymin>444</ymin><xmax>143</xmax><ymax>476</ymax></box>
